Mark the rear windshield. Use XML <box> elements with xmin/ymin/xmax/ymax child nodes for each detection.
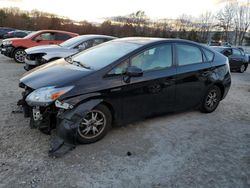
<box><xmin>71</xmin><ymin>41</ymin><xmax>142</xmax><ymax>70</ymax></box>
<box><xmin>211</xmin><ymin>47</ymin><xmax>225</xmax><ymax>52</ymax></box>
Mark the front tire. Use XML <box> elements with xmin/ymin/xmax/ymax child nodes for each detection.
<box><xmin>77</xmin><ymin>104</ymin><xmax>112</xmax><ymax>144</ymax></box>
<box><xmin>13</xmin><ymin>48</ymin><xmax>26</xmax><ymax>63</ymax></box>
<box><xmin>239</xmin><ymin>64</ymin><xmax>246</xmax><ymax>73</ymax></box>
<box><xmin>200</xmin><ymin>86</ymin><xmax>221</xmax><ymax>113</ymax></box>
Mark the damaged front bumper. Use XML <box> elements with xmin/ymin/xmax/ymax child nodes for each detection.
<box><xmin>18</xmin><ymin>85</ymin><xmax>102</xmax><ymax>157</ymax></box>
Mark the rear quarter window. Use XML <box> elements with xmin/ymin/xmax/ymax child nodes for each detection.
<box><xmin>203</xmin><ymin>48</ymin><xmax>214</xmax><ymax>62</ymax></box>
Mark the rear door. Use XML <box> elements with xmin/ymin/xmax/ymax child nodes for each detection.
<box><xmin>175</xmin><ymin>43</ymin><xmax>212</xmax><ymax>110</ymax></box>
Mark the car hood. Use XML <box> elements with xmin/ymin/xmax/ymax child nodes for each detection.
<box><xmin>2</xmin><ymin>38</ymin><xmax>23</xmax><ymax>42</ymax></box>
<box><xmin>20</xmin><ymin>58</ymin><xmax>93</xmax><ymax>89</ymax></box>
<box><xmin>25</xmin><ymin>45</ymin><xmax>66</xmax><ymax>54</ymax></box>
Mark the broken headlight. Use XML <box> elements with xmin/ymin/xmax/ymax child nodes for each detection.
<box><xmin>25</xmin><ymin>86</ymin><xmax>74</xmax><ymax>106</ymax></box>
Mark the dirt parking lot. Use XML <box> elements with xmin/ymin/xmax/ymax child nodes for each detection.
<box><xmin>0</xmin><ymin>54</ymin><xmax>249</xmax><ymax>188</ymax></box>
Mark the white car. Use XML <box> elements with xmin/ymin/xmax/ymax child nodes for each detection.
<box><xmin>24</xmin><ymin>35</ymin><xmax>116</xmax><ymax>71</ymax></box>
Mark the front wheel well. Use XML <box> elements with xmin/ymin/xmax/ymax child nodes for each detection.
<box><xmin>99</xmin><ymin>102</ymin><xmax>115</xmax><ymax>125</ymax></box>
<box><xmin>11</xmin><ymin>47</ymin><xmax>26</xmax><ymax>57</ymax></box>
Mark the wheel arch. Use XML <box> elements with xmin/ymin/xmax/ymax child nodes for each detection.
<box><xmin>11</xmin><ymin>46</ymin><xmax>26</xmax><ymax>57</ymax></box>
<box><xmin>99</xmin><ymin>101</ymin><xmax>115</xmax><ymax>124</ymax></box>
<box><xmin>213</xmin><ymin>82</ymin><xmax>225</xmax><ymax>100</ymax></box>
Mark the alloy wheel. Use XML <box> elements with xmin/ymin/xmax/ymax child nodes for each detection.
<box><xmin>14</xmin><ymin>50</ymin><xmax>26</xmax><ymax>63</ymax></box>
<box><xmin>240</xmin><ymin>64</ymin><xmax>245</xmax><ymax>73</ymax></box>
<box><xmin>78</xmin><ymin>110</ymin><xmax>106</xmax><ymax>139</ymax></box>
<box><xmin>205</xmin><ymin>89</ymin><xmax>218</xmax><ymax>109</ymax></box>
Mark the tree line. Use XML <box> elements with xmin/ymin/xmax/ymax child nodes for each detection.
<box><xmin>0</xmin><ymin>0</ymin><xmax>249</xmax><ymax>45</ymax></box>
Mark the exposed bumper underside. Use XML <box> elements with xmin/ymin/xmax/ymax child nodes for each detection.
<box><xmin>18</xmin><ymin>92</ymin><xmax>102</xmax><ymax>157</ymax></box>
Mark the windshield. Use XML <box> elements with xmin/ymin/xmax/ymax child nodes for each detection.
<box><xmin>24</xmin><ymin>31</ymin><xmax>38</xmax><ymax>39</ymax></box>
<box><xmin>71</xmin><ymin>41</ymin><xmax>142</xmax><ymax>70</ymax></box>
<box><xmin>60</xmin><ymin>36</ymin><xmax>85</xmax><ymax>48</ymax></box>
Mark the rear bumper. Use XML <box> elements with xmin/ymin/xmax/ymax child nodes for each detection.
<box><xmin>221</xmin><ymin>72</ymin><xmax>231</xmax><ymax>100</ymax></box>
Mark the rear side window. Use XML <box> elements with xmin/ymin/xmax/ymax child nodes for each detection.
<box><xmin>130</xmin><ymin>44</ymin><xmax>173</xmax><ymax>72</ymax></box>
<box><xmin>176</xmin><ymin>44</ymin><xmax>203</xmax><ymax>65</ymax></box>
<box><xmin>203</xmin><ymin>48</ymin><xmax>214</xmax><ymax>62</ymax></box>
<box><xmin>55</xmin><ymin>33</ymin><xmax>71</xmax><ymax>41</ymax></box>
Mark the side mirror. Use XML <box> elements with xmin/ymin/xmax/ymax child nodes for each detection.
<box><xmin>126</xmin><ymin>66</ymin><xmax>143</xmax><ymax>77</ymax></box>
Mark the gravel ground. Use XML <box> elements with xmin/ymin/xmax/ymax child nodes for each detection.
<box><xmin>0</xmin><ymin>54</ymin><xmax>249</xmax><ymax>188</ymax></box>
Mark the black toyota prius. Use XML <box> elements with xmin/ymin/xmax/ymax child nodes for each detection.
<box><xmin>19</xmin><ymin>38</ymin><xmax>231</xmax><ymax>156</ymax></box>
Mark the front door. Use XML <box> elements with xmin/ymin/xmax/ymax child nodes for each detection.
<box><xmin>120</xmin><ymin>43</ymin><xmax>176</xmax><ymax>123</ymax></box>
<box><xmin>32</xmin><ymin>32</ymin><xmax>57</xmax><ymax>47</ymax></box>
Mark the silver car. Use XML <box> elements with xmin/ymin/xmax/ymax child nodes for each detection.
<box><xmin>24</xmin><ymin>35</ymin><xmax>116</xmax><ymax>71</ymax></box>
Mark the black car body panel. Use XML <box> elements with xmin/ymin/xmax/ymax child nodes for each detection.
<box><xmin>19</xmin><ymin>38</ymin><xmax>231</xmax><ymax>157</ymax></box>
<box><xmin>20</xmin><ymin>59</ymin><xmax>93</xmax><ymax>89</ymax></box>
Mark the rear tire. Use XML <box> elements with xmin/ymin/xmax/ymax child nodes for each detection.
<box><xmin>76</xmin><ymin>104</ymin><xmax>112</xmax><ymax>144</ymax></box>
<box><xmin>13</xmin><ymin>48</ymin><xmax>26</xmax><ymax>63</ymax></box>
<box><xmin>200</xmin><ymin>86</ymin><xmax>221</xmax><ymax>113</ymax></box>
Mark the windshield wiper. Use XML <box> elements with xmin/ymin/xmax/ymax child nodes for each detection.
<box><xmin>72</xmin><ymin>60</ymin><xmax>91</xmax><ymax>69</ymax></box>
<box><xmin>64</xmin><ymin>57</ymin><xmax>91</xmax><ymax>70</ymax></box>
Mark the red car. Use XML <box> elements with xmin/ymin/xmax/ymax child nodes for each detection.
<box><xmin>1</xmin><ymin>30</ymin><xmax>78</xmax><ymax>63</ymax></box>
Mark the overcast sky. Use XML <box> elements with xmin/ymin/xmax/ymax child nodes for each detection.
<box><xmin>0</xmin><ymin>0</ymin><xmax>247</xmax><ymax>22</ymax></box>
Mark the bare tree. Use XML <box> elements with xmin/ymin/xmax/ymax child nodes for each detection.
<box><xmin>216</xmin><ymin>2</ymin><xmax>236</xmax><ymax>42</ymax></box>
<box><xmin>198</xmin><ymin>12</ymin><xmax>215</xmax><ymax>42</ymax></box>
<box><xmin>233</xmin><ymin>0</ymin><xmax>250</xmax><ymax>45</ymax></box>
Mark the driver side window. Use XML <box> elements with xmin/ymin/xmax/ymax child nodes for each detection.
<box><xmin>108</xmin><ymin>60</ymin><xmax>129</xmax><ymax>76</ymax></box>
<box><xmin>130</xmin><ymin>44</ymin><xmax>172</xmax><ymax>72</ymax></box>
<box><xmin>36</xmin><ymin>32</ymin><xmax>55</xmax><ymax>41</ymax></box>
<box><xmin>76</xmin><ymin>40</ymin><xmax>92</xmax><ymax>50</ymax></box>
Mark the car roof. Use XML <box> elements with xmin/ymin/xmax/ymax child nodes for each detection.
<box><xmin>210</xmin><ymin>46</ymin><xmax>230</xmax><ymax>50</ymax></box>
<box><xmin>36</xmin><ymin>30</ymin><xmax>79</xmax><ymax>36</ymax></box>
<box><xmin>113</xmin><ymin>37</ymin><xmax>201</xmax><ymax>46</ymax></box>
<box><xmin>75</xmin><ymin>34</ymin><xmax>117</xmax><ymax>40</ymax></box>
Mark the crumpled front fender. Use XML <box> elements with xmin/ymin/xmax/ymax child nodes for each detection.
<box><xmin>49</xmin><ymin>99</ymin><xmax>103</xmax><ymax>157</ymax></box>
